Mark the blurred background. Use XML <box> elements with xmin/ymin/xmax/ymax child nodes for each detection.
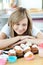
<box><xmin>0</xmin><ymin>0</ymin><xmax>43</xmax><ymax>32</ymax></box>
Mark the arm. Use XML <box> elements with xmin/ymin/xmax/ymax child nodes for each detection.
<box><xmin>32</xmin><ymin>25</ymin><xmax>43</xmax><ymax>39</ymax></box>
<box><xmin>0</xmin><ymin>23</ymin><xmax>20</xmax><ymax>49</ymax></box>
<box><xmin>6</xmin><ymin>36</ymin><xmax>35</xmax><ymax>48</ymax></box>
<box><xmin>0</xmin><ymin>33</ymin><xmax>7</xmax><ymax>39</ymax></box>
<box><xmin>36</xmin><ymin>32</ymin><xmax>43</xmax><ymax>39</ymax></box>
<box><xmin>0</xmin><ymin>36</ymin><xmax>20</xmax><ymax>49</ymax></box>
<box><xmin>9</xmin><ymin>38</ymin><xmax>43</xmax><ymax>48</ymax></box>
<box><xmin>0</xmin><ymin>31</ymin><xmax>35</xmax><ymax>49</ymax></box>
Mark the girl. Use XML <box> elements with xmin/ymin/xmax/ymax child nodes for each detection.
<box><xmin>0</xmin><ymin>7</ymin><xmax>43</xmax><ymax>49</ymax></box>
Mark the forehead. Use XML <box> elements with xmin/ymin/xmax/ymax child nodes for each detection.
<box><xmin>18</xmin><ymin>18</ymin><xmax>28</xmax><ymax>24</ymax></box>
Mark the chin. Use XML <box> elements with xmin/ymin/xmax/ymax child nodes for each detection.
<box><xmin>17</xmin><ymin>32</ymin><xmax>24</xmax><ymax>35</ymax></box>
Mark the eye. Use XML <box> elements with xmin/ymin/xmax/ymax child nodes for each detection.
<box><xmin>16</xmin><ymin>23</ymin><xmax>20</xmax><ymax>25</ymax></box>
<box><xmin>22</xmin><ymin>24</ymin><xmax>27</xmax><ymax>26</ymax></box>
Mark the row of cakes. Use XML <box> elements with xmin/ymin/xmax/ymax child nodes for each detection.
<box><xmin>0</xmin><ymin>42</ymin><xmax>38</xmax><ymax>60</ymax></box>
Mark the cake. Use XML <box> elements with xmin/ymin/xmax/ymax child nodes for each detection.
<box><xmin>20</xmin><ymin>44</ymin><xmax>26</xmax><ymax>49</ymax></box>
<box><xmin>8</xmin><ymin>49</ymin><xmax>16</xmax><ymax>56</ymax></box>
<box><xmin>24</xmin><ymin>51</ymin><xmax>34</xmax><ymax>60</ymax></box>
<box><xmin>26</xmin><ymin>41</ymin><xmax>32</xmax><ymax>47</ymax></box>
<box><xmin>23</xmin><ymin>46</ymin><xmax>31</xmax><ymax>53</ymax></box>
<box><xmin>0</xmin><ymin>50</ymin><xmax>3</xmax><ymax>55</ymax></box>
<box><xmin>14</xmin><ymin>46</ymin><xmax>23</xmax><ymax>57</ymax></box>
<box><xmin>31</xmin><ymin>44</ymin><xmax>38</xmax><ymax>54</ymax></box>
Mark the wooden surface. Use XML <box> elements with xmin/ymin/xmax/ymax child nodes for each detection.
<box><xmin>6</xmin><ymin>54</ymin><xmax>43</xmax><ymax>65</ymax></box>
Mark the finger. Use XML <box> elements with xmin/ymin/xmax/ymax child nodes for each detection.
<box><xmin>20</xmin><ymin>36</ymin><xmax>35</xmax><ymax>40</ymax></box>
<box><xmin>14</xmin><ymin>39</ymin><xmax>27</xmax><ymax>46</ymax></box>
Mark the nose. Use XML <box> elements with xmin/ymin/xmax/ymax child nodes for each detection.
<box><xmin>18</xmin><ymin>25</ymin><xmax>23</xmax><ymax>30</ymax></box>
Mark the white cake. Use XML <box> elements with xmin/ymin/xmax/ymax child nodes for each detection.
<box><xmin>20</xmin><ymin>44</ymin><xmax>26</xmax><ymax>49</ymax></box>
<box><xmin>8</xmin><ymin>49</ymin><xmax>16</xmax><ymax>56</ymax></box>
<box><xmin>14</xmin><ymin>46</ymin><xmax>23</xmax><ymax>57</ymax></box>
<box><xmin>14</xmin><ymin>46</ymin><xmax>23</xmax><ymax>51</ymax></box>
<box><xmin>23</xmin><ymin>46</ymin><xmax>31</xmax><ymax>53</ymax></box>
<box><xmin>26</xmin><ymin>42</ymin><xmax>32</xmax><ymax>47</ymax></box>
<box><xmin>32</xmin><ymin>44</ymin><xmax>38</xmax><ymax>48</ymax></box>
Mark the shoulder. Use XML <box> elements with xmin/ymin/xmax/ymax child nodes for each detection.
<box><xmin>0</xmin><ymin>23</ymin><xmax>11</xmax><ymax>38</ymax></box>
<box><xmin>1</xmin><ymin>23</ymin><xmax>9</xmax><ymax>31</ymax></box>
<box><xmin>32</xmin><ymin>24</ymin><xmax>41</xmax><ymax>36</ymax></box>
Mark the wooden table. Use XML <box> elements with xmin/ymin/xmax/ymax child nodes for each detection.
<box><xmin>6</xmin><ymin>54</ymin><xmax>43</xmax><ymax>65</ymax></box>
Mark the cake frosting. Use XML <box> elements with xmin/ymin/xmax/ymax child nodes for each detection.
<box><xmin>14</xmin><ymin>46</ymin><xmax>23</xmax><ymax>57</ymax></box>
<box><xmin>23</xmin><ymin>46</ymin><xmax>31</xmax><ymax>51</ymax></box>
<box><xmin>24</xmin><ymin>51</ymin><xmax>33</xmax><ymax>57</ymax></box>
<box><xmin>26</xmin><ymin>42</ymin><xmax>32</xmax><ymax>47</ymax></box>
<box><xmin>24</xmin><ymin>51</ymin><xmax>34</xmax><ymax>60</ymax></box>
<box><xmin>14</xmin><ymin>46</ymin><xmax>23</xmax><ymax>51</ymax></box>
<box><xmin>8</xmin><ymin>49</ymin><xmax>16</xmax><ymax>54</ymax></box>
<box><xmin>32</xmin><ymin>45</ymin><xmax>38</xmax><ymax>48</ymax></box>
<box><xmin>31</xmin><ymin>44</ymin><xmax>38</xmax><ymax>54</ymax></box>
<box><xmin>20</xmin><ymin>44</ymin><xmax>26</xmax><ymax>49</ymax></box>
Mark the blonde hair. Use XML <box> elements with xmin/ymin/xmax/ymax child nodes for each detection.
<box><xmin>8</xmin><ymin>7</ymin><xmax>32</xmax><ymax>37</ymax></box>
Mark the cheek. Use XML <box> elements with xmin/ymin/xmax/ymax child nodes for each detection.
<box><xmin>23</xmin><ymin>26</ymin><xmax>27</xmax><ymax>31</ymax></box>
<box><xmin>13</xmin><ymin>25</ymin><xmax>18</xmax><ymax>31</ymax></box>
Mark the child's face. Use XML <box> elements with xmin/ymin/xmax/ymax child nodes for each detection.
<box><xmin>13</xmin><ymin>18</ymin><xmax>28</xmax><ymax>35</ymax></box>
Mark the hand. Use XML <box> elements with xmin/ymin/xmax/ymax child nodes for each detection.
<box><xmin>8</xmin><ymin>38</ymin><xmax>29</xmax><ymax>48</ymax></box>
<box><xmin>20</xmin><ymin>36</ymin><xmax>35</xmax><ymax>40</ymax></box>
<box><xmin>8</xmin><ymin>36</ymin><xmax>35</xmax><ymax>49</ymax></box>
<box><xmin>13</xmin><ymin>38</ymin><xmax>29</xmax><ymax>46</ymax></box>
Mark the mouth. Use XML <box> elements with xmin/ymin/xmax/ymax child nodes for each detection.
<box><xmin>17</xmin><ymin>31</ymin><xmax>24</xmax><ymax>35</ymax></box>
<box><xmin>18</xmin><ymin>30</ymin><xmax>24</xmax><ymax>33</ymax></box>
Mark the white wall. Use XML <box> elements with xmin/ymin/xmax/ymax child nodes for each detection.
<box><xmin>19</xmin><ymin>0</ymin><xmax>42</xmax><ymax>9</ymax></box>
